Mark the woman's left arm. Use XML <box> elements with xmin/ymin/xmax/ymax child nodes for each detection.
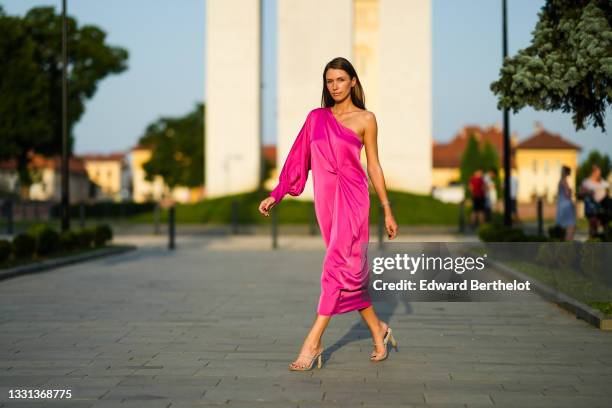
<box><xmin>363</xmin><ymin>112</ymin><xmax>398</xmax><ymax>239</ymax></box>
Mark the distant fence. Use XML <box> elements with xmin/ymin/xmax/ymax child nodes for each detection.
<box><xmin>48</xmin><ymin>201</ymin><xmax>156</xmax><ymax>219</ymax></box>
<box><xmin>1</xmin><ymin>199</ymin><xmax>156</xmax><ymax>234</ymax></box>
<box><xmin>0</xmin><ymin>200</ymin><xmax>155</xmax><ymax>220</ymax></box>
<box><xmin>0</xmin><ymin>199</ymin><xmax>54</xmax><ymax>222</ymax></box>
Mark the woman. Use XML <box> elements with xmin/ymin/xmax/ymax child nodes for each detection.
<box><xmin>258</xmin><ymin>57</ymin><xmax>398</xmax><ymax>370</ymax></box>
<box><xmin>556</xmin><ymin>165</ymin><xmax>576</xmax><ymax>241</ymax></box>
<box><xmin>579</xmin><ymin>164</ymin><xmax>610</xmax><ymax>238</ymax></box>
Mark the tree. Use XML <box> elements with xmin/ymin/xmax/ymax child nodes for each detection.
<box><xmin>0</xmin><ymin>6</ymin><xmax>128</xmax><ymax>196</ymax></box>
<box><xmin>490</xmin><ymin>0</ymin><xmax>612</xmax><ymax>132</ymax></box>
<box><xmin>480</xmin><ymin>141</ymin><xmax>500</xmax><ymax>173</ymax></box>
<box><xmin>459</xmin><ymin>134</ymin><xmax>482</xmax><ymax>193</ymax></box>
<box><xmin>139</xmin><ymin>103</ymin><xmax>204</xmax><ymax>191</ymax></box>
<box><xmin>481</xmin><ymin>141</ymin><xmax>501</xmax><ymax>196</ymax></box>
<box><xmin>576</xmin><ymin>150</ymin><xmax>611</xmax><ymax>189</ymax></box>
<box><xmin>0</xmin><ymin>9</ymin><xmax>52</xmax><ymax>193</ymax></box>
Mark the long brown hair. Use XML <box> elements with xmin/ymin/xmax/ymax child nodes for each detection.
<box><xmin>321</xmin><ymin>57</ymin><xmax>366</xmax><ymax>109</ymax></box>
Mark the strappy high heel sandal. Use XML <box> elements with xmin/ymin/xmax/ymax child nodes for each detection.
<box><xmin>370</xmin><ymin>327</ymin><xmax>398</xmax><ymax>362</ymax></box>
<box><xmin>288</xmin><ymin>347</ymin><xmax>323</xmax><ymax>371</ymax></box>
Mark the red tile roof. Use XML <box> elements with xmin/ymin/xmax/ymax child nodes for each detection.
<box><xmin>130</xmin><ymin>144</ymin><xmax>151</xmax><ymax>151</ymax></box>
<box><xmin>0</xmin><ymin>154</ymin><xmax>87</xmax><ymax>174</ymax></box>
<box><xmin>432</xmin><ymin>125</ymin><xmax>517</xmax><ymax>169</ymax></box>
<box><xmin>516</xmin><ymin>129</ymin><xmax>581</xmax><ymax>150</ymax></box>
<box><xmin>79</xmin><ymin>152</ymin><xmax>126</xmax><ymax>162</ymax></box>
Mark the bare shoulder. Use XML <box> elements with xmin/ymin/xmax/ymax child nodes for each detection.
<box><xmin>359</xmin><ymin>110</ymin><xmax>377</xmax><ymax>129</ymax></box>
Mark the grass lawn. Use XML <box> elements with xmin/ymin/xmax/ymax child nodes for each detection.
<box><xmin>504</xmin><ymin>260</ymin><xmax>612</xmax><ymax>317</ymax></box>
<box><xmin>126</xmin><ymin>189</ymin><xmax>462</xmax><ymax>226</ymax></box>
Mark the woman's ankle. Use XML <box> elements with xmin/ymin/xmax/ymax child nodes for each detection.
<box><xmin>372</xmin><ymin>321</ymin><xmax>387</xmax><ymax>340</ymax></box>
<box><xmin>303</xmin><ymin>337</ymin><xmax>321</xmax><ymax>351</ymax></box>
<box><xmin>379</xmin><ymin>320</ymin><xmax>388</xmax><ymax>333</ymax></box>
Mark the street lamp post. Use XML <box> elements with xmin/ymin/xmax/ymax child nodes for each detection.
<box><xmin>502</xmin><ymin>0</ymin><xmax>512</xmax><ymax>227</ymax></box>
<box><xmin>61</xmin><ymin>0</ymin><xmax>70</xmax><ymax>231</ymax></box>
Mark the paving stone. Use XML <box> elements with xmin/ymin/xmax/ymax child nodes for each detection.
<box><xmin>1</xmin><ymin>235</ymin><xmax>611</xmax><ymax>407</ymax></box>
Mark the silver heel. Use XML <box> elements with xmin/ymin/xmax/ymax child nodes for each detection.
<box><xmin>370</xmin><ymin>326</ymin><xmax>397</xmax><ymax>362</ymax></box>
<box><xmin>389</xmin><ymin>332</ymin><xmax>398</xmax><ymax>350</ymax></box>
<box><xmin>289</xmin><ymin>347</ymin><xmax>324</xmax><ymax>371</ymax></box>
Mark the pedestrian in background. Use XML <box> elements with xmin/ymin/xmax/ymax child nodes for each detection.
<box><xmin>556</xmin><ymin>165</ymin><xmax>576</xmax><ymax>241</ymax></box>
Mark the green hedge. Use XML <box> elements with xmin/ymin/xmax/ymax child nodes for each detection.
<box><xmin>12</xmin><ymin>233</ymin><xmax>36</xmax><ymax>258</ymax></box>
<box><xmin>49</xmin><ymin>201</ymin><xmax>155</xmax><ymax>218</ymax></box>
<box><xmin>59</xmin><ymin>230</ymin><xmax>77</xmax><ymax>252</ymax></box>
<box><xmin>1</xmin><ymin>223</ymin><xmax>114</xmax><ymax>265</ymax></box>
<box><xmin>28</xmin><ymin>224</ymin><xmax>60</xmax><ymax>255</ymax></box>
<box><xmin>0</xmin><ymin>240</ymin><xmax>11</xmax><ymax>262</ymax></box>
<box><xmin>128</xmin><ymin>189</ymin><xmax>461</xmax><ymax>226</ymax></box>
<box><xmin>478</xmin><ymin>222</ymin><xmax>547</xmax><ymax>242</ymax></box>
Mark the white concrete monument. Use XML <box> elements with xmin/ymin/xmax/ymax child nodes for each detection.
<box><xmin>205</xmin><ymin>0</ymin><xmax>432</xmax><ymax>199</ymax></box>
<box><xmin>377</xmin><ymin>0</ymin><xmax>432</xmax><ymax>193</ymax></box>
<box><xmin>276</xmin><ymin>0</ymin><xmax>432</xmax><ymax>198</ymax></box>
<box><xmin>276</xmin><ymin>0</ymin><xmax>354</xmax><ymax>200</ymax></box>
<box><xmin>204</xmin><ymin>0</ymin><xmax>261</xmax><ymax>198</ymax></box>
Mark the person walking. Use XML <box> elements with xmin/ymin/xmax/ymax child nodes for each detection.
<box><xmin>469</xmin><ymin>169</ymin><xmax>486</xmax><ymax>228</ymax></box>
<box><xmin>579</xmin><ymin>164</ymin><xmax>610</xmax><ymax>238</ymax></box>
<box><xmin>555</xmin><ymin>165</ymin><xmax>576</xmax><ymax>241</ymax></box>
<box><xmin>258</xmin><ymin>57</ymin><xmax>398</xmax><ymax>370</ymax></box>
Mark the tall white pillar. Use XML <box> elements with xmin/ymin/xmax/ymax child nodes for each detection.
<box><xmin>378</xmin><ymin>0</ymin><xmax>432</xmax><ymax>193</ymax></box>
<box><xmin>276</xmin><ymin>0</ymin><xmax>353</xmax><ymax>200</ymax></box>
<box><xmin>205</xmin><ymin>0</ymin><xmax>261</xmax><ymax>198</ymax></box>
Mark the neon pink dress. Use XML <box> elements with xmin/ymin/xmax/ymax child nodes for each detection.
<box><xmin>270</xmin><ymin>107</ymin><xmax>372</xmax><ymax>316</ymax></box>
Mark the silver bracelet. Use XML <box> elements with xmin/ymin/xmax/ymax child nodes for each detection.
<box><xmin>380</xmin><ymin>201</ymin><xmax>391</xmax><ymax>208</ymax></box>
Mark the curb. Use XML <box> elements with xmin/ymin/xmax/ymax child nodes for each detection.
<box><xmin>0</xmin><ymin>244</ymin><xmax>137</xmax><ymax>281</ymax></box>
<box><xmin>488</xmin><ymin>257</ymin><xmax>612</xmax><ymax>330</ymax></box>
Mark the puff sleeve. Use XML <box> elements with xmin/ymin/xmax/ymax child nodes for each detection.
<box><xmin>269</xmin><ymin>110</ymin><xmax>313</xmax><ymax>203</ymax></box>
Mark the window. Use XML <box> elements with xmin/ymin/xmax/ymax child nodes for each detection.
<box><xmin>532</xmin><ymin>159</ymin><xmax>537</xmax><ymax>173</ymax></box>
<box><xmin>544</xmin><ymin>160</ymin><xmax>549</xmax><ymax>174</ymax></box>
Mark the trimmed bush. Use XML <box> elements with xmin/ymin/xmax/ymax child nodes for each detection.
<box><xmin>478</xmin><ymin>223</ymin><xmax>529</xmax><ymax>242</ymax></box>
<box><xmin>502</xmin><ymin>228</ymin><xmax>527</xmax><ymax>242</ymax></box>
<box><xmin>477</xmin><ymin>223</ymin><xmax>503</xmax><ymax>242</ymax></box>
<box><xmin>33</xmin><ymin>226</ymin><xmax>60</xmax><ymax>256</ymax></box>
<box><xmin>12</xmin><ymin>233</ymin><xmax>36</xmax><ymax>259</ymax></box>
<box><xmin>27</xmin><ymin>223</ymin><xmax>48</xmax><ymax>237</ymax></box>
<box><xmin>547</xmin><ymin>224</ymin><xmax>566</xmax><ymax>241</ymax></box>
<box><xmin>93</xmin><ymin>224</ymin><xmax>113</xmax><ymax>247</ymax></box>
<box><xmin>0</xmin><ymin>239</ymin><xmax>11</xmax><ymax>262</ymax></box>
<box><xmin>59</xmin><ymin>231</ymin><xmax>77</xmax><ymax>252</ymax></box>
<box><xmin>74</xmin><ymin>228</ymin><xmax>94</xmax><ymax>249</ymax></box>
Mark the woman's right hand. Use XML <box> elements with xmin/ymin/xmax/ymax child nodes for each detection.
<box><xmin>258</xmin><ymin>196</ymin><xmax>277</xmax><ymax>217</ymax></box>
<box><xmin>385</xmin><ymin>212</ymin><xmax>398</xmax><ymax>240</ymax></box>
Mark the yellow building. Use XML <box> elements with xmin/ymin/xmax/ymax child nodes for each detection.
<box><xmin>515</xmin><ymin>127</ymin><xmax>581</xmax><ymax>203</ymax></box>
<box><xmin>81</xmin><ymin>152</ymin><xmax>127</xmax><ymax>201</ymax></box>
<box><xmin>431</xmin><ymin>123</ymin><xmax>581</xmax><ymax>206</ymax></box>
<box><xmin>130</xmin><ymin>145</ymin><xmax>203</xmax><ymax>204</ymax></box>
<box><xmin>432</xmin><ymin>125</ymin><xmax>518</xmax><ymax>188</ymax></box>
<box><xmin>0</xmin><ymin>153</ymin><xmax>91</xmax><ymax>203</ymax></box>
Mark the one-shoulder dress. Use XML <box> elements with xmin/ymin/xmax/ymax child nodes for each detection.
<box><xmin>270</xmin><ymin>107</ymin><xmax>372</xmax><ymax>316</ymax></box>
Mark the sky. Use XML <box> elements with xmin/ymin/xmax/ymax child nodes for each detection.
<box><xmin>2</xmin><ymin>0</ymin><xmax>610</xmax><ymax>161</ymax></box>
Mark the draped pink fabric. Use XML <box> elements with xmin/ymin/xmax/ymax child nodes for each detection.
<box><xmin>270</xmin><ymin>107</ymin><xmax>371</xmax><ymax>316</ymax></box>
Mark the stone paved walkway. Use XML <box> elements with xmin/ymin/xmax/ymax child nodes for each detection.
<box><xmin>1</xmin><ymin>235</ymin><xmax>611</xmax><ymax>407</ymax></box>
